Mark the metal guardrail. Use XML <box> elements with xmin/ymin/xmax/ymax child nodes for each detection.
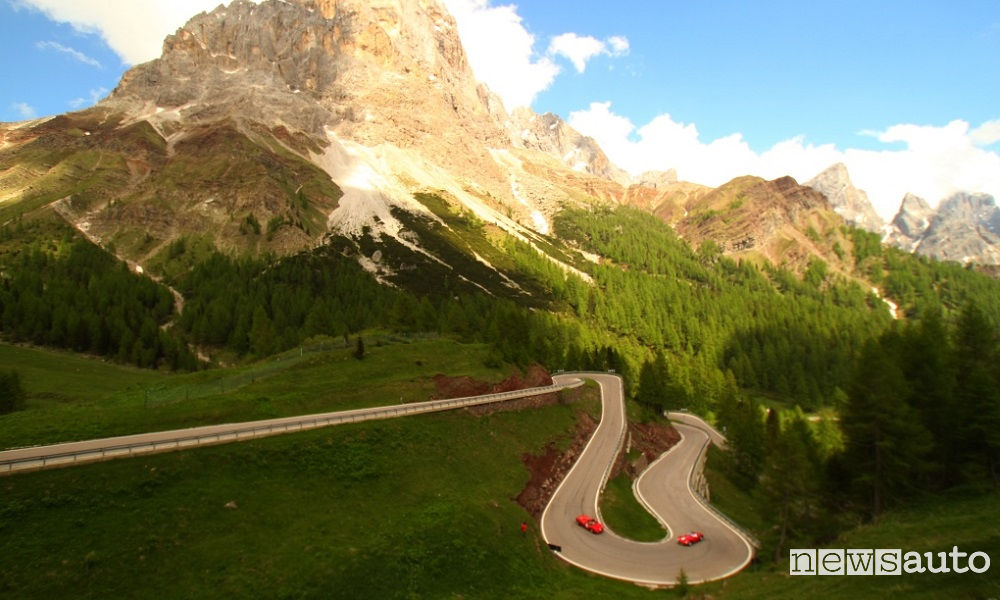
<box><xmin>1</xmin><ymin>380</ymin><xmax>583</xmax><ymax>476</ymax></box>
<box><xmin>668</xmin><ymin>411</ymin><xmax>762</xmax><ymax>550</ymax></box>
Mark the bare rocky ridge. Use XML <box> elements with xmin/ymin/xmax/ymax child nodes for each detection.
<box><xmin>805</xmin><ymin>163</ymin><xmax>884</xmax><ymax>233</ymax></box>
<box><xmin>507</xmin><ymin>107</ymin><xmax>631</xmax><ymax>185</ymax></box>
<box><xmin>885</xmin><ymin>192</ymin><xmax>1000</xmax><ymax>264</ymax></box>
<box><xmin>675</xmin><ymin>175</ymin><xmax>852</xmax><ymax>271</ymax></box>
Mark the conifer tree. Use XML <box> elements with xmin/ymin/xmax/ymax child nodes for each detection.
<box><xmin>842</xmin><ymin>334</ymin><xmax>932</xmax><ymax>519</ymax></box>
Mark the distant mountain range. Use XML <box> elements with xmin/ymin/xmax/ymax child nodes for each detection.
<box><xmin>806</xmin><ymin>163</ymin><xmax>1000</xmax><ymax>265</ymax></box>
<box><xmin>1</xmin><ymin>0</ymin><xmax>997</xmax><ymax>272</ymax></box>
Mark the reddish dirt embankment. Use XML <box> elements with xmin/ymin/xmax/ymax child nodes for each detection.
<box><xmin>515</xmin><ymin>411</ymin><xmax>598</xmax><ymax>519</ymax></box>
<box><xmin>431</xmin><ymin>364</ymin><xmax>553</xmax><ymax>398</ymax></box>
<box><xmin>615</xmin><ymin>420</ymin><xmax>682</xmax><ymax>478</ymax></box>
<box><xmin>431</xmin><ymin>365</ymin><xmax>563</xmax><ymax>415</ymax></box>
<box><xmin>517</xmin><ymin>415</ymin><xmax>681</xmax><ymax>520</ymax></box>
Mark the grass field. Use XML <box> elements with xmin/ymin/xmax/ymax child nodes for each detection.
<box><xmin>0</xmin><ymin>378</ymin><xmax>677</xmax><ymax>599</ymax></box>
<box><xmin>600</xmin><ymin>469</ymin><xmax>668</xmax><ymax>542</ymax></box>
<box><xmin>0</xmin><ymin>337</ymin><xmax>518</xmax><ymax>449</ymax></box>
<box><xmin>4</xmin><ymin>342</ymin><xmax>997</xmax><ymax>598</ymax></box>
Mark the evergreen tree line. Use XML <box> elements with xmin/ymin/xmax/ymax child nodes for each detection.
<box><xmin>554</xmin><ymin>208</ymin><xmax>891</xmax><ymax>411</ymax></box>
<box><xmin>173</xmin><ymin>246</ymin><xmax>632</xmax><ymax>373</ymax></box>
<box><xmin>851</xmin><ymin>227</ymin><xmax>1000</xmax><ymax>325</ymax></box>
<box><xmin>712</xmin><ymin>304</ymin><xmax>1000</xmax><ymax>561</ymax></box>
<box><xmin>839</xmin><ymin>304</ymin><xmax>1000</xmax><ymax>516</ymax></box>
<box><xmin>0</xmin><ymin>238</ymin><xmax>198</xmax><ymax>370</ymax></box>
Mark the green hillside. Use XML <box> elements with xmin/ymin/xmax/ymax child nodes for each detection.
<box><xmin>0</xmin><ymin>337</ymin><xmax>515</xmax><ymax>449</ymax></box>
<box><xmin>0</xmin><ymin>373</ymin><xmax>654</xmax><ymax>599</ymax></box>
<box><xmin>3</xmin><ymin>187</ymin><xmax>1000</xmax><ymax>597</ymax></box>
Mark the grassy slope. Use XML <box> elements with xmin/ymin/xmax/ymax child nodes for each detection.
<box><xmin>0</xmin><ymin>378</ymin><xmax>667</xmax><ymax>599</ymax></box>
<box><xmin>0</xmin><ymin>337</ymin><xmax>511</xmax><ymax>449</ymax></box>
<box><xmin>4</xmin><ymin>343</ymin><xmax>997</xmax><ymax>597</ymax></box>
<box><xmin>600</xmin><ymin>470</ymin><xmax>668</xmax><ymax>542</ymax></box>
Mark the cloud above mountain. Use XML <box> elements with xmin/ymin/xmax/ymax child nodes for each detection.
<box><xmin>14</xmin><ymin>0</ymin><xmax>997</xmax><ymax>219</ymax></box>
<box><xmin>445</xmin><ymin>0</ymin><xmax>629</xmax><ymax>107</ymax></box>
<box><xmin>547</xmin><ymin>33</ymin><xmax>629</xmax><ymax>73</ymax></box>
<box><xmin>569</xmin><ymin>102</ymin><xmax>1000</xmax><ymax>220</ymax></box>
<box><xmin>35</xmin><ymin>40</ymin><xmax>103</xmax><ymax>68</ymax></box>
<box><xmin>12</xmin><ymin>0</ymin><xmax>218</xmax><ymax>65</ymax></box>
<box><xmin>9</xmin><ymin>102</ymin><xmax>37</xmax><ymax>120</ymax></box>
<box><xmin>443</xmin><ymin>0</ymin><xmax>560</xmax><ymax>109</ymax></box>
<box><xmin>442</xmin><ymin>1</ymin><xmax>1000</xmax><ymax>219</ymax></box>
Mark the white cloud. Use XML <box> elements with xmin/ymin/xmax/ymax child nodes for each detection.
<box><xmin>445</xmin><ymin>1</ymin><xmax>628</xmax><ymax>108</ymax></box>
<box><xmin>546</xmin><ymin>33</ymin><xmax>630</xmax><ymax>73</ymax></box>
<box><xmin>971</xmin><ymin>119</ymin><xmax>1000</xmax><ymax>146</ymax></box>
<box><xmin>35</xmin><ymin>40</ymin><xmax>102</xmax><ymax>68</ymax></box>
<box><xmin>68</xmin><ymin>87</ymin><xmax>110</xmax><ymax>110</ymax></box>
<box><xmin>547</xmin><ymin>33</ymin><xmax>607</xmax><ymax>73</ymax></box>
<box><xmin>10</xmin><ymin>102</ymin><xmax>38</xmax><ymax>120</ymax></box>
<box><xmin>569</xmin><ymin>102</ymin><xmax>1000</xmax><ymax>220</ymax></box>
<box><xmin>607</xmin><ymin>36</ymin><xmax>630</xmax><ymax>56</ymax></box>
<box><xmin>13</xmin><ymin>0</ymin><xmax>226</xmax><ymax>65</ymax></box>
<box><xmin>444</xmin><ymin>0</ymin><xmax>560</xmax><ymax>109</ymax></box>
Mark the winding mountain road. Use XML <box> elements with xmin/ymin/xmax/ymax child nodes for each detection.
<box><xmin>544</xmin><ymin>373</ymin><xmax>754</xmax><ymax>586</ymax></box>
<box><xmin>2</xmin><ymin>369</ymin><xmax>753</xmax><ymax>586</ymax></box>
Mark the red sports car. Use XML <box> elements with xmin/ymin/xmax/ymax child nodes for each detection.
<box><xmin>677</xmin><ymin>531</ymin><xmax>704</xmax><ymax>546</ymax></box>
<box><xmin>575</xmin><ymin>514</ymin><xmax>605</xmax><ymax>534</ymax></box>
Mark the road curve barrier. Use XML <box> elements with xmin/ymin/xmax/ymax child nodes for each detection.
<box><xmin>0</xmin><ymin>379</ymin><xmax>585</xmax><ymax>476</ymax></box>
<box><xmin>667</xmin><ymin>411</ymin><xmax>762</xmax><ymax>549</ymax></box>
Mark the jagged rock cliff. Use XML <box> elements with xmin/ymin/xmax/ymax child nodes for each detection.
<box><xmin>916</xmin><ymin>192</ymin><xmax>1000</xmax><ymax>264</ymax></box>
<box><xmin>805</xmin><ymin>163</ymin><xmax>884</xmax><ymax>233</ymax></box>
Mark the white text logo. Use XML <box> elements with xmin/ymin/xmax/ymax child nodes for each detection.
<box><xmin>790</xmin><ymin>547</ymin><xmax>990</xmax><ymax>575</ymax></box>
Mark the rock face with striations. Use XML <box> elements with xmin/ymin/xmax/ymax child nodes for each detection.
<box><xmin>916</xmin><ymin>192</ymin><xmax>1000</xmax><ymax>264</ymax></box>
<box><xmin>806</xmin><ymin>163</ymin><xmax>884</xmax><ymax>233</ymax></box>
<box><xmin>109</xmin><ymin>0</ymin><xmax>514</xmax><ymax>194</ymax></box>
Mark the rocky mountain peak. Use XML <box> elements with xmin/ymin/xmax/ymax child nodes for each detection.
<box><xmin>805</xmin><ymin>162</ymin><xmax>884</xmax><ymax>233</ymax></box>
<box><xmin>634</xmin><ymin>170</ymin><xmax>679</xmax><ymax>189</ymax></box>
<box><xmin>507</xmin><ymin>107</ymin><xmax>630</xmax><ymax>185</ymax></box>
<box><xmin>891</xmin><ymin>193</ymin><xmax>934</xmax><ymax>240</ymax></box>
<box><xmin>885</xmin><ymin>192</ymin><xmax>1000</xmax><ymax>264</ymax></box>
<box><xmin>917</xmin><ymin>192</ymin><xmax>1000</xmax><ymax>264</ymax></box>
<box><xmin>110</xmin><ymin>0</ymin><xmax>511</xmax><ymax>159</ymax></box>
<box><xmin>885</xmin><ymin>193</ymin><xmax>933</xmax><ymax>253</ymax></box>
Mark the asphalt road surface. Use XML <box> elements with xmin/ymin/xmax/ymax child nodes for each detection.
<box><xmin>543</xmin><ymin>373</ymin><xmax>753</xmax><ymax>586</ymax></box>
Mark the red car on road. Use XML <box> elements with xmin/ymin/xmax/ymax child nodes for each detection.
<box><xmin>677</xmin><ymin>531</ymin><xmax>704</xmax><ymax>546</ymax></box>
<box><xmin>575</xmin><ymin>514</ymin><xmax>605</xmax><ymax>534</ymax></box>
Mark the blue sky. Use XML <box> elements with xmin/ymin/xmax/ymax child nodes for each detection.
<box><xmin>2</xmin><ymin>0</ymin><xmax>999</xmax><ymax>218</ymax></box>
<box><xmin>0</xmin><ymin>2</ymin><xmax>121</xmax><ymax>120</ymax></box>
<box><xmin>515</xmin><ymin>0</ymin><xmax>1000</xmax><ymax>152</ymax></box>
